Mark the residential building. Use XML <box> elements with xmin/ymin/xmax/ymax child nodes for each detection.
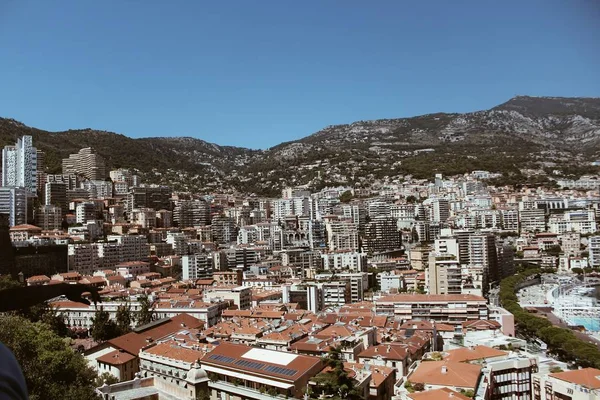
<box><xmin>548</xmin><ymin>209</ymin><xmax>597</xmax><ymax>234</ymax></box>
<box><xmin>0</xmin><ymin>187</ymin><xmax>28</xmax><ymax>226</ymax></box>
<box><xmin>533</xmin><ymin>368</ymin><xmax>600</xmax><ymax>400</ymax></box>
<box><xmin>374</xmin><ymin>294</ymin><xmax>488</xmax><ymax>325</ymax></box>
<box><xmin>408</xmin><ymin>360</ymin><xmax>482</xmax><ymax>392</ymax></box>
<box><xmin>200</xmin><ymin>342</ymin><xmax>323</xmax><ymax>399</ymax></box>
<box><xmin>476</xmin><ymin>356</ymin><xmax>538</xmax><ymax>400</ymax></box>
<box><xmin>1</xmin><ymin>135</ymin><xmax>37</xmax><ymax>195</ymax></box>
<box><xmin>44</xmin><ymin>182</ymin><xmax>68</xmax><ymax>213</ymax></box>
<box><xmin>203</xmin><ymin>286</ymin><xmax>251</xmax><ymax>310</ymax></box>
<box><xmin>182</xmin><ymin>254</ymin><xmax>214</xmax><ymax>280</ymax></box>
<box><xmin>174</xmin><ymin>199</ymin><xmax>210</xmax><ymax>228</ymax></box>
<box><xmin>519</xmin><ymin>208</ymin><xmax>546</xmax><ymax>232</ymax></box>
<box><xmin>426</xmin><ymin>253</ymin><xmax>462</xmax><ymax>295</ymax></box>
<box><xmin>127</xmin><ymin>186</ymin><xmax>171</xmax><ymax>212</ymax></box>
<box><xmin>62</xmin><ymin>147</ymin><xmax>106</xmax><ymax>180</ymax></box>
<box><xmin>363</xmin><ymin>216</ymin><xmax>401</xmax><ymax>255</ymax></box>
<box><xmin>589</xmin><ymin>236</ymin><xmax>600</xmax><ymax>268</ymax></box>
<box><xmin>321</xmin><ymin>251</ymin><xmax>367</xmax><ymax>272</ymax></box>
<box><xmin>76</xmin><ymin>202</ymin><xmax>96</xmax><ymax>224</ymax></box>
<box><xmin>36</xmin><ymin>205</ymin><xmax>62</xmax><ymax>230</ymax></box>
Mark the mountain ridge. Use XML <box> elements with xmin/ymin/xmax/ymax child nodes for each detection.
<box><xmin>1</xmin><ymin>95</ymin><xmax>599</xmax><ymax>195</ymax></box>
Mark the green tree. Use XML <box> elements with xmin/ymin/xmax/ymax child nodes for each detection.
<box><xmin>572</xmin><ymin>267</ymin><xmax>584</xmax><ymax>275</ymax></box>
<box><xmin>0</xmin><ymin>314</ymin><xmax>99</xmax><ymax>400</ymax></box>
<box><xmin>90</xmin><ymin>307</ymin><xmax>119</xmax><ymax>342</ymax></box>
<box><xmin>0</xmin><ymin>275</ymin><xmax>22</xmax><ymax>290</ymax></box>
<box><xmin>312</xmin><ymin>347</ymin><xmax>361</xmax><ymax>399</ymax></box>
<box><xmin>339</xmin><ymin>190</ymin><xmax>353</xmax><ymax>203</ymax></box>
<box><xmin>94</xmin><ymin>372</ymin><xmax>119</xmax><ymax>387</ymax></box>
<box><xmin>115</xmin><ymin>302</ymin><xmax>134</xmax><ymax>335</ymax></box>
<box><xmin>136</xmin><ymin>294</ymin><xmax>155</xmax><ymax>326</ymax></box>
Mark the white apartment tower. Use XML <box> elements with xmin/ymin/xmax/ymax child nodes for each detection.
<box><xmin>2</xmin><ymin>136</ymin><xmax>38</xmax><ymax>195</ymax></box>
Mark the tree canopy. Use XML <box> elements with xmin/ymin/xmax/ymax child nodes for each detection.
<box><xmin>90</xmin><ymin>307</ymin><xmax>120</xmax><ymax>342</ymax></box>
<box><xmin>311</xmin><ymin>347</ymin><xmax>361</xmax><ymax>400</ymax></box>
<box><xmin>499</xmin><ymin>268</ymin><xmax>600</xmax><ymax>369</ymax></box>
<box><xmin>136</xmin><ymin>294</ymin><xmax>155</xmax><ymax>327</ymax></box>
<box><xmin>0</xmin><ymin>314</ymin><xmax>99</xmax><ymax>400</ymax></box>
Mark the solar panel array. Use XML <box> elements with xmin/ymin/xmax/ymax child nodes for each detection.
<box><xmin>207</xmin><ymin>353</ymin><xmax>298</xmax><ymax>377</ymax></box>
<box><xmin>235</xmin><ymin>359</ymin><xmax>265</xmax><ymax>370</ymax></box>
<box><xmin>263</xmin><ymin>365</ymin><xmax>297</xmax><ymax>376</ymax></box>
<box><xmin>208</xmin><ymin>354</ymin><xmax>235</xmax><ymax>363</ymax></box>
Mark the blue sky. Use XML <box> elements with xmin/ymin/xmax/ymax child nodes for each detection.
<box><xmin>0</xmin><ymin>1</ymin><xmax>598</xmax><ymax>149</ymax></box>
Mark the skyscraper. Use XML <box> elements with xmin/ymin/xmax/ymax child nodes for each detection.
<box><xmin>1</xmin><ymin>135</ymin><xmax>38</xmax><ymax>195</ymax></box>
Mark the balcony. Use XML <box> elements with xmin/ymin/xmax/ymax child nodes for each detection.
<box><xmin>209</xmin><ymin>380</ymin><xmax>288</xmax><ymax>400</ymax></box>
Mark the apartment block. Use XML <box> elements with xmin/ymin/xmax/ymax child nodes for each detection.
<box><xmin>62</xmin><ymin>147</ymin><xmax>106</xmax><ymax>180</ymax></box>
<box><xmin>0</xmin><ymin>187</ymin><xmax>28</xmax><ymax>226</ymax></box>
<box><xmin>375</xmin><ymin>294</ymin><xmax>488</xmax><ymax>325</ymax></box>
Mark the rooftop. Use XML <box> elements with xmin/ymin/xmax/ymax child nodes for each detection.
<box><xmin>200</xmin><ymin>342</ymin><xmax>322</xmax><ymax>382</ymax></box>
<box><xmin>550</xmin><ymin>368</ymin><xmax>600</xmax><ymax>389</ymax></box>
<box><xmin>408</xmin><ymin>361</ymin><xmax>482</xmax><ymax>389</ymax></box>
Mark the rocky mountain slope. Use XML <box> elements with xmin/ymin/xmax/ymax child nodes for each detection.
<box><xmin>1</xmin><ymin>96</ymin><xmax>599</xmax><ymax>196</ymax></box>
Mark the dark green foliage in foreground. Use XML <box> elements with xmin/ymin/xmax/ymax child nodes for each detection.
<box><xmin>499</xmin><ymin>269</ymin><xmax>600</xmax><ymax>369</ymax></box>
<box><xmin>0</xmin><ymin>314</ymin><xmax>99</xmax><ymax>400</ymax></box>
<box><xmin>311</xmin><ymin>347</ymin><xmax>362</xmax><ymax>399</ymax></box>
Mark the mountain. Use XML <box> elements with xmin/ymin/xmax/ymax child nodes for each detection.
<box><xmin>1</xmin><ymin>96</ymin><xmax>599</xmax><ymax>196</ymax></box>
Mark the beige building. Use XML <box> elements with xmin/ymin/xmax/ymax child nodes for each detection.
<box><xmin>426</xmin><ymin>252</ymin><xmax>462</xmax><ymax>295</ymax></box>
<box><xmin>62</xmin><ymin>147</ymin><xmax>106</xmax><ymax>180</ymax></box>
<box><xmin>203</xmin><ymin>286</ymin><xmax>252</xmax><ymax>310</ymax></box>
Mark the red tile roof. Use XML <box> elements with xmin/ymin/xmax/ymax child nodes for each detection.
<box><xmin>97</xmin><ymin>349</ymin><xmax>136</xmax><ymax>365</ymax></box>
<box><xmin>408</xmin><ymin>361</ymin><xmax>482</xmax><ymax>389</ymax></box>
<box><xmin>443</xmin><ymin>345</ymin><xmax>508</xmax><ymax>363</ymax></box>
<box><xmin>550</xmin><ymin>368</ymin><xmax>600</xmax><ymax>389</ymax></box>
<box><xmin>408</xmin><ymin>387</ymin><xmax>471</xmax><ymax>400</ymax></box>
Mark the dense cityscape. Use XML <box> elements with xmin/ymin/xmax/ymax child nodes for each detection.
<box><xmin>1</xmin><ymin>133</ymin><xmax>600</xmax><ymax>400</ymax></box>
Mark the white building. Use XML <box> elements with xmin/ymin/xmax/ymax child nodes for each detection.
<box><xmin>548</xmin><ymin>209</ymin><xmax>597</xmax><ymax>234</ymax></box>
<box><xmin>321</xmin><ymin>251</ymin><xmax>367</xmax><ymax>272</ymax></box>
<box><xmin>1</xmin><ymin>136</ymin><xmax>37</xmax><ymax>195</ymax></box>
<box><xmin>76</xmin><ymin>202</ymin><xmax>96</xmax><ymax>224</ymax></box>
<box><xmin>182</xmin><ymin>254</ymin><xmax>214</xmax><ymax>280</ymax></box>
<box><xmin>589</xmin><ymin>236</ymin><xmax>600</xmax><ymax>268</ymax></box>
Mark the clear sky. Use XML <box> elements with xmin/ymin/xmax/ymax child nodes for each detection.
<box><xmin>0</xmin><ymin>1</ymin><xmax>598</xmax><ymax>149</ymax></box>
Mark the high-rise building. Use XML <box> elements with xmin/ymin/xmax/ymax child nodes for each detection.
<box><xmin>182</xmin><ymin>254</ymin><xmax>214</xmax><ymax>280</ymax></box>
<box><xmin>36</xmin><ymin>149</ymin><xmax>46</xmax><ymax>194</ymax></box>
<box><xmin>62</xmin><ymin>147</ymin><xmax>106</xmax><ymax>180</ymax></box>
<box><xmin>44</xmin><ymin>182</ymin><xmax>68</xmax><ymax>213</ymax></box>
<box><xmin>432</xmin><ymin>198</ymin><xmax>450</xmax><ymax>223</ymax></box>
<box><xmin>427</xmin><ymin>252</ymin><xmax>462</xmax><ymax>295</ymax></box>
<box><xmin>469</xmin><ymin>233</ymin><xmax>499</xmax><ymax>289</ymax></box>
<box><xmin>519</xmin><ymin>207</ymin><xmax>546</xmax><ymax>232</ymax></box>
<box><xmin>363</xmin><ymin>216</ymin><xmax>401</xmax><ymax>255</ymax></box>
<box><xmin>1</xmin><ymin>136</ymin><xmax>38</xmax><ymax>195</ymax></box>
<box><xmin>127</xmin><ymin>186</ymin><xmax>171</xmax><ymax>212</ymax></box>
<box><xmin>0</xmin><ymin>187</ymin><xmax>28</xmax><ymax>226</ymax></box>
<box><xmin>325</xmin><ymin>219</ymin><xmax>359</xmax><ymax>251</ymax></box>
<box><xmin>174</xmin><ymin>199</ymin><xmax>210</xmax><ymax>228</ymax></box>
<box><xmin>76</xmin><ymin>202</ymin><xmax>96</xmax><ymax>224</ymax></box>
<box><xmin>36</xmin><ymin>205</ymin><xmax>62</xmax><ymax>230</ymax></box>
<box><xmin>46</xmin><ymin>174</ymin><xmax>78</xmax><ymax>190</ymax></box>
<box><xmin>211</xmin><ymin>215</ymin><xmax>237</xmax><ymax>245</ymax></box>
<box><xmin>589</xmin><ymin>236</ymin><xmax>600</xmax><ymax>268</ymax></box>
